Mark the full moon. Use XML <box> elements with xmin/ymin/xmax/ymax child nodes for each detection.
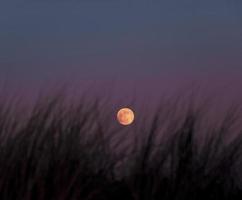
<box><xmin>117</xmin><ymin>108</ymin><xmax>135</xmax><ymax>125</ymax></box>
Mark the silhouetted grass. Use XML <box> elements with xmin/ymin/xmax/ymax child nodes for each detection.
<box><xmin>0</xmin><ymin>93</ymin><xmax>242</xmax><ymax>200</ymax></box>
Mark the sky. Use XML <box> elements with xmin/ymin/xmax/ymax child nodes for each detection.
<box><xmin>0</xmin><ymin>0</ymin><xmax>242</xmax><ymax>96</ymax></box>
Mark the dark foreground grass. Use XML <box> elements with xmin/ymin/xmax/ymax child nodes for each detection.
<box><xmin>0</xmin><ymin>94</ymin><xmax>242</xmax><ymax>200</ymax></box>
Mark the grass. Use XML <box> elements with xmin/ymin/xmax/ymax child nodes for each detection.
<box><xmin>0</xmin><ymin>92</ymin><xmax>242</xmax><ymax>200</ymax></box>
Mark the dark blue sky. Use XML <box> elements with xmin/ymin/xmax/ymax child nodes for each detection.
<box><xmin>0</xmin><ymin>0</ymin><xmax>242</xmax><ymax>90</ymax></box>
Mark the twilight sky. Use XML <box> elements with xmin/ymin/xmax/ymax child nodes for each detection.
<box><xmin>0</xmin><ymin>0</ymin><xmax>242</xmax><ymax>95</ymax></box>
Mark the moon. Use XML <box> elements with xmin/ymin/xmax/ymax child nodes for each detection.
<box><xmin>117</xmin><ymin>107</ymin><xmax>135</xmax><ymax>125</ymax></box>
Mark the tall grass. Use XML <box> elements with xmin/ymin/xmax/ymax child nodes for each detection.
<box><xmin>0</xmin><ymin>92</ymin><xmax>241</xmax><ymax>200</ymax></box>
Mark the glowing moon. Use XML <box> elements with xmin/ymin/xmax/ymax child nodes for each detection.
<box><xmin>117</xmin><ymin>108</ymin><xmax>135</xmax><ymax>125</ymax></box>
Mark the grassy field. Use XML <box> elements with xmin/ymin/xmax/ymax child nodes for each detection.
<box><xmin>0</xmin><ymin>93</ymin><xmax>241</xmax><ymax>200</ymax></box>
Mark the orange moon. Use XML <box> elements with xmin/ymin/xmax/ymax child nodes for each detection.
<box><xmin>117</xmin><ymin>108</ymin><xmax>135</xmax><ymax>125</ymax></box>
